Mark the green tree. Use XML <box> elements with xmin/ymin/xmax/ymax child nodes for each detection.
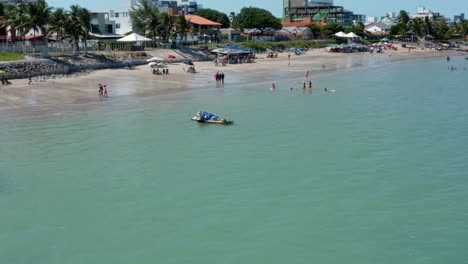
<box><xmin>306</xmin><ymin>23</ymin><xmax>322</xmax><ymax>39</ymax></box>
<box><xmin>398</xmin><ymin>10</ymin><xmax>410</xmax><ymax>26</ymax></box>
<box><xmin>233</xmin><ymin>7</ymin><xmax>281</xmax><ymax>34</ymax></box>
<box><xmin>173</xmin><ymin>15</ymin><xmax>192</xmax><ymax>45</ymax></box>
<box><xmin>157</xmin><ymin>12</ymin><xmax>174</xmax><ymax>43</ymax></box>
<box><xmin>130</xmin><ymin>0</ymin><xmax>160</xmax><ymax>43</ymax></box>
<box><xmin>66</xmin><ymin>5</ymin><xmax>91</xmax><ymax>54</ymax></box>
<box><xmin>409</xmin><ymin>18</ymin><xmax>425</xmax><ymax>37</ymax></box>
<box><xmin>193</xmin><ymin>8</ymin><xmax>230</xmax><ymax>28</ymax></box>
<box><xmin>345</xmin><ymin>22</ymin><xmax>365</xmax><ymax>36</ymax></box>
<box><xmin>433</xmin><ymin>19</ymin><xmax>449</xmax><ymax>40</ymax></box>
<box><xmin>424</xmin><ymin>16</ymin><xmax>433</xmax><ymax>36</ymax></box>
<box><xmin>48</xmin><ymin>8</ymin><xmax>69</xmax><ymax>52</ymax></box>
<box><xmin>320</xmin><ymin>23</ymin><xmax>343</xmax><ymax>37</ymax></box>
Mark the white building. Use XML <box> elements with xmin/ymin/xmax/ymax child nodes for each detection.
<box><xmin>109</xmin><ymin>0</ymin><xmax>201</xmax><ymax>35</ymax></box>
<box><xmin>367</xmin><ymin>16</ymin><xmax>378</xmax><ymax>24</ymax></box>
<box><xmin>365</xmin><ymin>22</ymin><xmax>391</xmax><ymax>35</ymax></box>
<box><xmin>413</xmin><ymin>7</ymin><xmax>435</xmax><ymax>19</ymax></box>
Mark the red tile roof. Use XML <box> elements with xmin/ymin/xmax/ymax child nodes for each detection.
<box><xmin>185</xmin><ymin>15</ymin><xmax>222</xmax><ymax>26</ymax></box>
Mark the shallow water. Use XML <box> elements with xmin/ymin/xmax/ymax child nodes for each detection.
<box><xmin>1</xmin><ymin>56</ymin><xmax>467</xmax><ymax>264</ymax></box>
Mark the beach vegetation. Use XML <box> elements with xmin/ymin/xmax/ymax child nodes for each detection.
<box><xmin>193</xmin><ymin>8</ymin><xmax>230</xmax><ymax>28</ymax></box>
<box><xmin>232</xmin><ymin>7</ymin><xmax>282</xmax><ymax>34</ymax></box>
<box><xmin>130</xmin><ymin>0</ymin><xmax>160</xmax><ymax>43</ymax></box>
<box><xmin>319</xmin><ymin>23</ymin><xmax>344</xmax><ymax>38</ymax></box>
<box><xmin>0</xmin><ymin>51</ymin><xmax>24</xmax><ymax>61</ymax></box>
<box><xmin>239</xmin><ymin>40</ymin><xmax>332</xmax><ymax>52</ymax></box>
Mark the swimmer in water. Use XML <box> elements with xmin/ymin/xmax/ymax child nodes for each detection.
<box><xmin>271</xmin><ymin>83</ymin><xmax>276</xmax><ymax>91</ymax></box>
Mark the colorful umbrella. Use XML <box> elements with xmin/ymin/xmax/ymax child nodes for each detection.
<box><xmin>167</xmin><ymin>54</ymin><xmax>176</xmax><ymax>59</ymax></box>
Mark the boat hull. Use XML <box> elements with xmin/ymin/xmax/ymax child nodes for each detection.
<box><xmin>191</xmin><ymin>117</ymin><xmax>233</xmax><ymax>125</ymax></box>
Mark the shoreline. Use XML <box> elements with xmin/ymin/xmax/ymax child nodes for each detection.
<box><xmin>0</xmin><ymin>48</ymin><xmax>465</xmax><ymax>121</ymax></box>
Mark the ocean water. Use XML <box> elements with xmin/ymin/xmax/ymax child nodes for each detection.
<box><xmin>1</xmin><ymin>56</ymin><xmax>467</xmax><ymax>264</ymax></box>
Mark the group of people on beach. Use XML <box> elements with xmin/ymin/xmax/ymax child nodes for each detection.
<box><xmin>214</xmin><ymin>72</ymin><xmax>225</xmax><ymax>84</ymax></box>
<box><xmin>98</xmin><ymin>83</ymin><xmax>108</xmax><ymax>99</ymax></box>
<box><xmin>152</xmin><ymin>68</ymin><xmax>169</xmax><ymax>75</ymax></box>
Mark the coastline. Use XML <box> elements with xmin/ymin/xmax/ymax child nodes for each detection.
<box><xmin>0</xmin><ymin>47</ymin><xmax>464</xmax><ymax>121</ymax></box>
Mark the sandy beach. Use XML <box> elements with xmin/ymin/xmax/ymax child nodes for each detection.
<box><xmin>0</xmin><ymin>47</ymin><xmax>464</xmax><ymax>121</ymax></box>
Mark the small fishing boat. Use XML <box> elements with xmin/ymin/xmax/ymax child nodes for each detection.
<box><xmin>192</xmin><ymin>111</ymin><xmax>233</xmax><ymax>125</ymax></box>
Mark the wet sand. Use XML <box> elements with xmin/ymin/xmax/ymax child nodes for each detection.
<box><xmin>0</xmin><ymin>48</ymin><xmax>462</xmax><ymax>121</ymax></box>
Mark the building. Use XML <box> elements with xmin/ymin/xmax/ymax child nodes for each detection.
<box><xmin>412</xmin><ymin>7</ymin><xmax>443</xmax><ymax>20</ymax></box>
<box><xmin>276</xmin><ymin>26</ymin><xmax>313</xmax><ymax>40</ymax></box>
<box><xmin>109</xmin><ymin>0</ymin><xmax>202</xmax><ymax>35</ymax></box>
<box><xmin>367</xmin><ymin>16</ymin><xmax>378</xmax><ymax>24</ymax></box>
<box><xmin>0</xmin><ymin>0</ymin><xmax>37</xmax><ymax>3</ymax></box>
<box><xmin>90</xmin><ymin>12</ymin><xmax>119</xmax><ymax>38</ymax></box>
<box><xmin>283</xmin><ymin>0</ymin><xmax>362</xmax><ymax>27</ymax></box>
<box><xmin>454</xmin><ymin>13</ymin><xmax>465</xmax><ymax>23</ymax></box>
<box><xmin>353</xmin><ymin>14</ymin><xmax>366</xmax><ymax>25</ymax></box>
<box><xmin>365</xmin><ymin>22</ymin><xmax>391</xmax><ymax>35</ymax></box>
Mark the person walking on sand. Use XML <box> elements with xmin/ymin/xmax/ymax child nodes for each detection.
<box><xmin>103</xmin><ymin>85</ymin><xmax>108</xmax><ymax>98</ymax></box>
<box><xmin>98</xmin><ymin>84</ymin><xmax>103</xmax><ymax>98</ymax></box>
<box><xmin>288</xmin><ymin>53</ymin><xmax>291</xmax><ymax>61</ymax></box>
<box><xmin>220</xmin><ymin>72</ymin><xmax>225</xmax><ymax>84</ymax></box>
<box><xmin>305</xmin><ymin>71</ymin><xmax>309</xmax><ymax>79</ymax></box>
<box><xmin>214</xmin><ymin>72</ymin><xmax>219</xmax><ymax>83</ymax></box>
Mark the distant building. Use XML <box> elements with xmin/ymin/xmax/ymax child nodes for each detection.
<box><xmin>367</xmin><ymin>16</ymin><xmax>378</xmax><ymax>24</ymax></box>
<box><xmin>90</xmin><ymin>12</ymin><xmax>119</xmax><ymax>39</ymax></box>
<box><xmin>412</xmin><ymin>7</ymin><xmax>443</xmax><ymax>20</ymax></box>
<box><xmin>365</xmin><ymin>22</ymin><xmax>391</xmax><ymax>35</ymax></box>
<box><xmin>109</xmin><ymin>0</ymin><xmax>202</xmax><ymax>35</ymax></box>
<box><xmin>0</xmin><ymin>0</ymin><xmax>37</xmax><ymax>3</ymax></box>
<box><xmin>276</xmin><ymin>26</ymin><xmax>313</xmax><ymax>40</ymax></box>
<box><xmin>353</xmin><ymin>14</ymin><xmax>366</xmax><ymax>25</ymax></box>
<box><xmin>454</xmin><ymin>13</ymin><xmax>465</xmax><ymax>23</ymax></box>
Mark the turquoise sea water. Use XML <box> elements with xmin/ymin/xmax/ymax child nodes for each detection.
<box><xmin>1</xmin><ymin>57</ymin><xmax>468</xmax><ymax>263</ymax></box>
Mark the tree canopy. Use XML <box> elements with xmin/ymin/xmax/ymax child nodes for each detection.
<box><xmin>193</xmin><ymin>8</ymin><xmax>230</xmax><ymax>28</ymax></box>
<box><xmin>233</xmin><ymin>7</ymin><xmax>281</xmax><ymax>33</ymax></box>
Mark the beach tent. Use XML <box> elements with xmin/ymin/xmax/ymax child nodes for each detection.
<box><xmin>335</xmin><ymin>31</ymin><xmax>347</xmax><ymax>37</ymax></box>
<box><xmin>117</xmin><ymin>33</ymin><xmax>152</xmax><ymax>42</ymax></box>
<box><xmin>345</xmin><ymin>32</ymin><xmax>360</xmax><ymax>39</ymax></box>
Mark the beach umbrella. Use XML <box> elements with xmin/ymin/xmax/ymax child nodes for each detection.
<box><xmin>146</xmin><ymin>56</ymin><xmax>163</xmax><ymax>62</ymax></box>
<box><xmin>0</xmin><ymin>70</ymin><xmax>5</xmax><ymax>75</ymax></box>
<box><xmin>157</xmin><ymin>62</ymin><xmax>167</xmax><ymax>68</ymax></box>
<box><xmin>381</xmin><ymin>37</ymin><xmax>389</xmax><ymax>41</ymax></box>
<box><xmin>182</xmin><ymin>60</ymin><xmax>194</xmax><ymax>66</ymax></box>
<box><xmin>117</xmin><ymin>33</ymin><xmax>152</xmax><ymax>42</ymax></box>
<box><xmin>148</xmin><ymin>62</ymin><xmax>157</xmax><ymax>68</ymax></box>
<box><xmin>345</xmin><ymin>32</ymin><xmax>360</xmax><ymax>39</ymax></box>
<box><xmin>335</xmin><ymin>31</ymin><xmax>347</xmax><ymax>37</ymax></box>
<box><xmin>167</xmin><ymin>54</ymin><xmax>176</xmax><ymax>59</ymax></box>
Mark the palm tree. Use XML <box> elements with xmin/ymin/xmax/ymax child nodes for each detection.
<box><xmin>130</xmin><ymin>0</ymin><xmax>160</xmax><ymax>43</ymax></box>
<box><xmin>16</xmin><ymin>0</ymin><xmax>52</xmax><ymax>57</ymax></box>
<box><xmin>48</xmin><ymin>8</ymin><xmax>69</xmax><ymax>53</ymax></box>
<box><xmin>157</xmin><ymin>12</ymin><xmax>174</xmax><ymax>43</ymax></box>
<box><xmin>173</xmin><ymin>15</ymin><xmax>192</xmax><ymax>46</ymax></box>
<box><xmin>66</xmin><ymin>5</ymin><xmax>91</xmax><ymax>55</ymax></box>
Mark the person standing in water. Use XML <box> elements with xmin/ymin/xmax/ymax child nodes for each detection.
<box><xmin>308</xmin><ymin>80</ymin><xmax>312</xmax><ymax>90</ymax></box>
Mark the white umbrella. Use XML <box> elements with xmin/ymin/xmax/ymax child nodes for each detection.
<box><xmin>117</xmin><ymin>33</ymin><xmax>152</xmax><ymax>42</ymax></box>
<box><xmin>146</xmin><ymin>57</ymin><xmax>164</xmax><ymax>62</ymax></box>
<box><xmin>335</xmin><ymin>31</ymin><xmax>347</xmax><ymax>37</ymax></box>
<box><xmin>148</xmin><ymin>62</ymin><xmax>157</xmax><ymax>67</ymax></box>
<box><xmin>345</xmin><ymin>32</ymin><xmax>360</xmax><ymax>39</ymax></box>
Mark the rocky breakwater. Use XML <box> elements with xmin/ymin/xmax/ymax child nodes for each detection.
<box><xmin>0</xmin><ymin>53</ymin><xmax>146</xmax><ymax>80</ymax></box>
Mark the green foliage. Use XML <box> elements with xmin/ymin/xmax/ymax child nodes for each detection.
<box><xmin>130</xmin><ymin>0</ymin><xmax>160</xmax><ymax>41</ymax></box>
<box><xmin>320</xmin><ymin>23</ymin><xmax>344</xmax><ymax>37</ymax></box>
<box><xmin>193</xmin><ymin>8</ymin><xmax>230</xmax><ymax>28</ymax></box>
<box><xmin>238</xmin><ymin>40</ymin><xmax>333</xmax><ymax>52</ymax></box>
<box><xmin>0</xmin><ymin>51</ymin><xmax>24</xmax><ymax>61</ymax></box>
<box><xmin>306</xmin><ymin>23</ymin><xmax>321</xmax><ymax>36</ymax></box>
<box><xmin>233</xmin><ymin>7</ymin><xmax>281</xmax><ymax>33</ymax></box>
<box><xmin>345</xmin><ymin>22</ymin><xmax>365</xmax><ymax>36</ymax></box>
